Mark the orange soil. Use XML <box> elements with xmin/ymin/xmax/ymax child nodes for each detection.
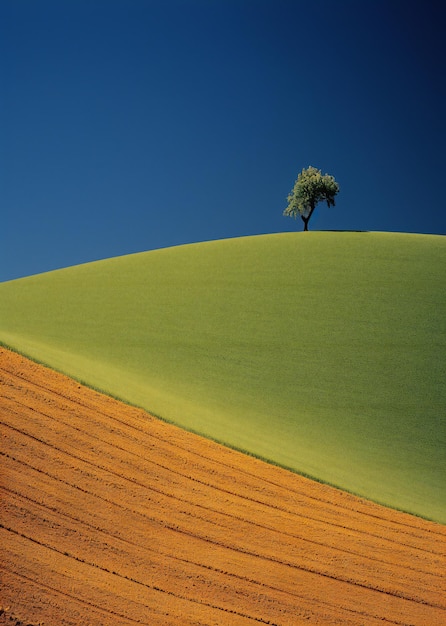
<box><xmin>1</xmin><ymin>347</ymin><xmax>445</xmax><ymax>626</ymax></box>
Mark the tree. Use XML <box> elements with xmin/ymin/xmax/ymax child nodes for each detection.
<box><xmin>284</xmin><ymin>166</ymin><xmax>339</xmax><ymax>231</ymax></box>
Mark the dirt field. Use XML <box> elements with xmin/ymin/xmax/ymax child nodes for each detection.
<box><xmin>1</xmin><ymin>347</ymin><xmax>445</xmax><ymax>625</ymax></box>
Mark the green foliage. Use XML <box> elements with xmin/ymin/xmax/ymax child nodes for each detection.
<box><xmin>0</xmin><ymin>232</ymin><xmax>445</xmax><ymax>521</ymax></box>
<box><xmin>284</xmin><ymin>166</ymin><xmax>340</xmax><ymax>230</ymax></box>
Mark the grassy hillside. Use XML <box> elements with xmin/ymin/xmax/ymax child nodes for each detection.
<box><xmin>1</xmin><ymin>232</ymin><xmax>445</xmax><ymax>521</ymax></box>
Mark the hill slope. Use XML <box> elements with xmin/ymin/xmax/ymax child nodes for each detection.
<box><xmin>2</xmin><ymin>348</ymin><xmax>445</xmax><ymax>626</ymax></box>
<box><xmin>0</xmin><ymin>232</ymin><xmax>445</xmax><ymax>521</ymax></box>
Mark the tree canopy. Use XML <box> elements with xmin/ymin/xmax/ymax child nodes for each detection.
<box><xmin>284</xmin><ymin>166</ymin><xmax>340</xmax><ymax>231</ymax></box>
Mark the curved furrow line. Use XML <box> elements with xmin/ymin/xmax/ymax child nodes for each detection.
<box><xmin>2</xmin><ymin>362</ymin><xmax>442</xmax><ymax>539</ymax></box>
<box><xmin>0</xmin><ymin>565</ymin><xmax>157</xmax><ymax>626</ymax></box>
<box><xmin>2</xmin><ymin>349</ymin><xmax>445</xmax><ymax>626</ymax></box>
<box><xmin>3</xmin><ymin>396</ymin><xmax>443</xmax><ymax>583</ymax></box>
<box><xmin>3</xmin><ymin>400</ymin><xmax>446</xmax><ymax>593</ymax></box>
<box><xmin>4</xmin><ymin>425</ymin><xmax>444</xmax><ymax>613</ymax></box>
<box><xmin>5</xmin><ymin>402</ymin><xmax>442</xmax><ymax>584</ymax></box>
<box><xmin>0</xmin><ymin>485</ymin><xmax>336</xmax><ymax>603</ymax></box>
<box><xmin>3</xmin><ymin>486</ymin><xmax>433</xmax><ymax>626</ymax></box>
<box><xmin>0</xmin><ymin>524</ymin><xmax>283</xmax><ymax>626</ymax></box>
<box><xmin>1</xmin><ymin>444</ymin><xmax>444</xmax><ymax>613</ymax></box>
<box><xmin>3</xmin><ymin>395</ymin><xmax>443</xmax><ymax>566</ymax></box>
<box><xmin>3</xmin><ymin>488</ymin><xmax>415</xmax><ymax>626</ymax></box>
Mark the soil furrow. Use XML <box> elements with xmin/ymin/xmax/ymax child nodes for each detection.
<box><xmin>2</xmin><ymin>421</ymin><xmax>444</xmax><ymax>608</ymax></box>
<box><xmin>4</xmin><ymin>393</ymin><xmax>445</xmax><ymax>578</ymax></box>
<box><xmin>1</xmin><ymin>347</ymin><xmax>445</xmax><ymax>626</ymax></box>
<box><xmin>3</xmin><ymin>393</ymin><xmax>443</xmax><ymax>564</ymax></box>
<box><xmin>2</xmin><ymin>363</ymin><xmax>442</xmax><ymax>538</ymax></box>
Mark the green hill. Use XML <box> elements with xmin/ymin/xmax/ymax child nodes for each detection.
<box><xmin>1</xmin><ymin>232</ymin><xmax>445</xmax><ymax>522</ymax></box>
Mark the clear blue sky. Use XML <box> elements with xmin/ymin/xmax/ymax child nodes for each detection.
<box><xmin>1</xmin><ymin>0</ymin><xmax>444</xmax><ymax>281</ymax></box>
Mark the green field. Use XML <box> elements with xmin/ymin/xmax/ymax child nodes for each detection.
<box><xmin>1</xmin><ymin>232</ymin><xmax>445</xmax><ymax>522</ymax></box>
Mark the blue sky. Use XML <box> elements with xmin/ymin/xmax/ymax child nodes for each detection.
<box><xmin>1</xmin><ymin>0</ymin><xmax>444</xmax><ymax>282</ymax></box>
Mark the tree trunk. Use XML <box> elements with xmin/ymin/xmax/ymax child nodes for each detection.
<box><xmin>301</xmin><ymin>203</ymin><xmax>316</xmax><ymax>232</ymax></box>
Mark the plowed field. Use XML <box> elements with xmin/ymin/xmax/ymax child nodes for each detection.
<box><xmin>1</xmin><ymin>347</ymin><xmax>445</xmax><ymax>625</ymax></box>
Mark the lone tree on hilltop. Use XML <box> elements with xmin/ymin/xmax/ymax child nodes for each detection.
<box><xmin>284</xmin><ymin>166</ymin><xmax>340</xmax><ymax>231</ymax></box>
